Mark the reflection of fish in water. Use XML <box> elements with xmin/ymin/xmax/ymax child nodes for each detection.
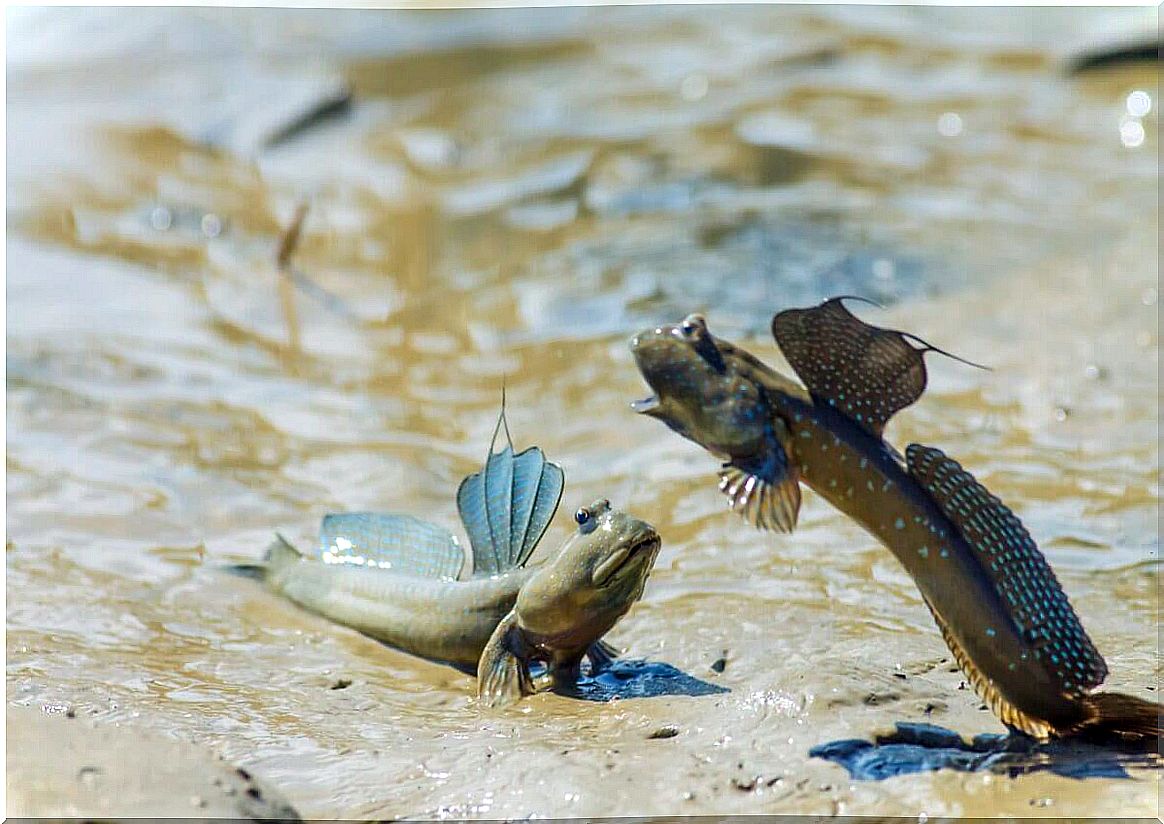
<box><xmin>233</xmin><ymin>403</ymin><xmax>661</xmax><ymax>707</ymax></box>
<box><xmin>631</xmin><ymin>297</ymin><xmax>1160</xmax><ymax>746</ymax></box>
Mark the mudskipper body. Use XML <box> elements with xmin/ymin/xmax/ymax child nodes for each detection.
<box><xmin>631</xmin><ymin>298</ymin><xmax>1159</xmax><ymax>746</ymax></box>
<box><xmin>238</xmin><ymin>410</ymin><xmax>661</xmax><ymax>707</ymax></box>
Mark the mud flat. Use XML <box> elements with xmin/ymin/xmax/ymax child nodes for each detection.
<box><xmin>6</xmin><ymin>705</ymin><xmax>300</xmax><ymax>820</ymax></box>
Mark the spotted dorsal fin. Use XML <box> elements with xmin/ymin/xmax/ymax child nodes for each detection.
<box><xmin>456</xmin><ymin>401</ymin><xmax>565</xmax><ymax>577</ymax></box>
<box><xmin>772</xmin><ymin>297</ymin><xmax>955</xmax><ymax>439</ymax></box>
<box><xmin>318</xmin><ymin>513</ymin><xmax>465</xmax><ymax>580</ymax></box>
<box><xmin>906</xmin><ymin>444</ymin><xmax>1108</xmax><ymax>698</ymax></box>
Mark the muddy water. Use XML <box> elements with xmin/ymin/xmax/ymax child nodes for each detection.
<box><xmin>6</xmin><ymin>5</ymin><xmax>1160</xmax><ymax>819</ymax></box>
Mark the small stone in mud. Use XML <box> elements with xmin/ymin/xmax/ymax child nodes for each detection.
<box><xmin>893</xmin><ymin>672</ymin><xmax>907</xmax><ymax>680</ymax></box>
<box><xmin>235</xmin><ymin>767</ymin><xmax>252</xmax><ymax>781</ymax></box>
<box><xmin>1030</xmin><ymin>797</ymin><xmax>1053</xmax><ymax>807</ymax></box>
<box><xmin>648</xmin><ymin>725</ymin><xmax>680</xmax><ymax>739</ymax></box>
<box><xmin>78</xmin><ymin>766</ymin><xmax>101</xmax><ymax>787</ymax></box>
<box><xmin>731</xmin><ymin>775</ymin><xmax>759</xmax><ymax>792</ymax></box>
<box><xmin>330</xmin><ymin>678</ymin><xmax>353</xmax><ymax>690</ymax></box>
<box><xmin>190</xmin><ymin>795</ymin><xmax>207</xmax><ymax>809</ymax></box>
<box><xmin>246</xmin><ymin>786</ymin><xmax>262</xmax><ymax>801</ymax></box>
<box><xmin>683</xmin><ymin>790</ymin><xmax>695</xmax><ymax>801</ymax></box>
<box><xmin>65</xmin><ymin>708</ymin><xmax>76</xmax><ymax>718</ymax></box>
<box><xmin>711</xmin><ymin>657</ymin><xmax>727</xmax><ymax>674</ymax></box>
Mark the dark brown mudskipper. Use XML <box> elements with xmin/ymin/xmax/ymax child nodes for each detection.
<box><xmin>630</xmin><ymin>298</ymin><xmax>1160</xmax><ymax>747</ymax></box>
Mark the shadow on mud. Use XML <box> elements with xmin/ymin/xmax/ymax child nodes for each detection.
<box><xmin>810</xmin><ymin>722</ymin><xmax>1161</xmax><ymax>780</ymax></box>
<box><xmin>556</xmin><ymin>657</ymin><xmax>730</xmax><ymax>701</ymax></box>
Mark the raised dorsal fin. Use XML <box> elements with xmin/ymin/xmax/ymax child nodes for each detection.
<box><xmin>772</xmin><ymin>297</ymin><xmax>982</xmax><ymax>439</ymax></box>
<box><xmin>318</xmin><ymin>512</ymin><xmax>465</xmax><ymax>580</ymax></box>
<box><xmin>456</xmin><ymin>400</ymin><xmax>564</xmax><ymax>577</ymax></box>
<box><xmin>906</xmin><ymin>444</ymin><xmax>1108</xmax><ymax>697</ymax></box>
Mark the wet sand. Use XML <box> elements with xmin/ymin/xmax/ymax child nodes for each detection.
<box><xmin>6</xmin><ymin>5</ymin><xmax>1160</xmax><ymax>819</ymax></box>
<box><xmin>6</xmin><ymin>705</ymin><xmax>300</xmax><ymax>819</ymax></box>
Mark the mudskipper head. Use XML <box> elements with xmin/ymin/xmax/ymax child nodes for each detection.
<box><xmin>630</xmin><ymin>314</ymin><xmax>805</xmax><ymax>532</ymax></box>
<box><xmin>516</xmin><ymin>498</ymin><xmax>661</xmax><ymax>650</ymax></box>
<box><xmin>630</xmin><ymin>314</ymin><xmax>773</xmax><ymax>462</ymax></box>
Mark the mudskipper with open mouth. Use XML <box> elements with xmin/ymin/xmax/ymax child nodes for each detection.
<box><xmin>630</xmin><ymin>297</ymin><xmax>1159</xmax><ymax>747</ymax></box>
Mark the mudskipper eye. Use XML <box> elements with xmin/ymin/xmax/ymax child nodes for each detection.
<box><xmin>679</xmin><ymin>314</ymin><xmax>706</xmax><ymax>339</ymax></box>
<box><xmin>574</xmin><ymin>508</ymin><xmax>591</xmax><ymax>526</ymax></box>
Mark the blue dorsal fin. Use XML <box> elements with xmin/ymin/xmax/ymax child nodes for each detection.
<box><xmin>510</xmin><ymin>446</ymin><xmax>564</xmax><ymax>561</ymax></box>
<box><xmin>318</xmin><ymin>513</ymin><xmax>465</xmax><ymax>580</ymax></box>
<box><xmin>456</xmin><ymin>396</ymin><xmax>564</xmax><ymax>576</ymax></box>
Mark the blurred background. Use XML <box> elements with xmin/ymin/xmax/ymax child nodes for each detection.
<box><xmin>6</xmin><ymin>4</ymin><xmax>1160</xmax><ymax>820</ymax></box>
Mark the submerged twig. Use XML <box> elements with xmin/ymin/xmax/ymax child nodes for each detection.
<box><xmin>276</xmin><ymin>201</ymin><xmax>309</xmax><ymax>354</ymax></box>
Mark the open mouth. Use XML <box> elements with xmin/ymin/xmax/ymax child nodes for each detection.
<box><xmin>633</xmin><ymin>530</ymin><xmax>661</xmax><ymax>556</ymax></box>
<box><xmin>629</xmin><ymin>395</ymin><xmax>659</xmax><ymax>414</ymax></box>
<box><xmin>596</xmin><ymin>532</ymin><xmax>661</xmax><ymax>586</ymax></box>
<box><xmin>626</xmin><ymin>533</ymin><xmax>661</xmax><ymax>561</ymax></box>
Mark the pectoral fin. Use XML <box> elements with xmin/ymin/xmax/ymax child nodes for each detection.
<box><xmin>587</xmin><ymin>639</ymin><xmax>620</xmax><ymax>673</ymax></box>
<box><xmin>477</xmin><ymin>610</ymin><xmax>535</xmax><ymax>708</ymax></box>
<box><xmin>719</xmin><ymin>419</ymin><xmax>801</xmax><ymax>532</ymax></box>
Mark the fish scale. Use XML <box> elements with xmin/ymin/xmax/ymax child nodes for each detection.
<box><xmin>905</xmin><ymin>443</ymin><xmax>1108</xmax><ymax>695</ymax></box>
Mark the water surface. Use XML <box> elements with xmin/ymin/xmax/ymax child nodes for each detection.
<box><xmin>6</xmin><ymin>5</ymin><xmax>1160</xmax><ymax>818</ymax></box>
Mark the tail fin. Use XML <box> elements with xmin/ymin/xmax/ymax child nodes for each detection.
<box><xmin>1076</xmin><ymin>692</ymin><xmax>1162</xmax><ymax>751</ymax></box>
<box><xmin>223</xmin><ymin>534</ymin><xmax>304</xmax><ymax>582</ymax></box>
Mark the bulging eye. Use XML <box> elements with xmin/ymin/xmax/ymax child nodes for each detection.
<box><xmin>574</xmin><ymin>507</ymin><xmax>591</xmax><ymax>526</ymax></box>
<box><xmin>679</xmin><ymin>314</ymin><xmax>706</xmax><ymax>339</ymax></box>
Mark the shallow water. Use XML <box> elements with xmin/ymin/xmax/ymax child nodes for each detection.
<box><xmin>6</xmin><ymin>5</ymin><xmax>1160</xmax><ymax>819</ymax></box>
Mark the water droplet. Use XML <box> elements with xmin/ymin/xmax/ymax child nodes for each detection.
<box><xmin>201</xmin><ymin>213</ymin><xmax>223</xmax><ymax>238</ymax></box>
<box><xmin>937</xmin><ymin>112</ymin><xmax>963</xmax><ymax>137</ymax></box>
<box><xmin>1119</xmin><ymin>117</ymin><xmax>1145</xmax><ymax>149</ymax></box>
<box><xmin>680</xmin><ymin>73</ymin><xmax>709</xmax><ymax>102</ymax></box>
<box><xmin>1126</xmin><ymin>90</ymin><xmax>1152</xmax><ymax>118</ymax></box>
<box><xmin>149</xmin><ymin>206</ymin><xmax>173</xmax><ymax>231</ymax></box>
